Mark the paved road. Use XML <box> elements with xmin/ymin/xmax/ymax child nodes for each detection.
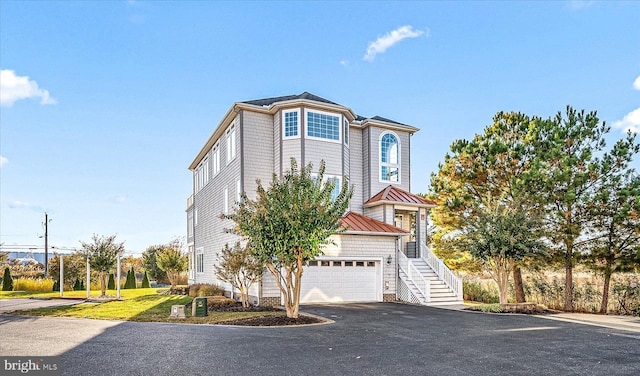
<box><xmin>0</xmin><ymin>298</ymin><xmax>84</xmax><ymax>312</ymax></box>
<box><xmin>1</xmin><ymin>303</ymin><xmax>639</xmax><ymax>375</ymax></box>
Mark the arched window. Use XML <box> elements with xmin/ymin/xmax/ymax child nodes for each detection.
<box><xmin>380</xmin><ymin>132</ymin><xmax>399</xmax><ymax>182</ymax></box>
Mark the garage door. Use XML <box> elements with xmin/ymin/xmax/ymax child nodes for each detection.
<box><xmin>299</xmin><ymin>260</ymin><xmax>379</xmax><ymax>303</ymax></box>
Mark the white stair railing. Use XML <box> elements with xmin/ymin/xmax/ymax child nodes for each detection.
<box><xmin>421</xmin><ymin>242</ymin><xmax>463</xmax><ymax>300</ymax></box>
<box><xmin>397</xmin><ymin>250</ymin><xmax>430</xmax><ymax>303</ymax></box>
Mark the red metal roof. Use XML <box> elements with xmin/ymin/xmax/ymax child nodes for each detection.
<box><xmin>364</xmin><ymin>185</ymin><xmax>436</xmax><ymax>207</ymax></box>
<box><xmin>339</xmin><ymin>211</ymin><xmax>408</xmax><ymax>234</ymax></box>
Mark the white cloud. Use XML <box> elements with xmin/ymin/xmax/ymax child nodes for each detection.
<box><xmin>0</xmin><ymin>69</ymin><xmax>56</xmax><ymax>107</ymax></box>
<box><xmin>340</xmin><ymin>60</ymin><xmax>349</xmax><ymax>67</ymax></box>
<box><xmin>8</xmin><ymin>201</ymin><xmax>44</xmax><ymax>212</ymax></box>
<box><xmin>108</xmin><ymin>195</ymin><xmax>127</xmax><ymax>204</ymax></box>
<box><xmin>567</xmin><ymin>1</ymin><xmax>595</xmax><ymax>10</ymax></box>
<box><xmin>0</xmin><ymin>156</ymin><xmax>7</xmax><ymax>168</ymax></box>
<box><xmin>612</xmin><ymin>75</ymin><xmax>640</xmax><ymax>134</ymax></box>
<box><xmin>613</xmin><ymin>108</ymin><xmax>640</xmax><ymax>134</ymax></box>
<box><xmin>364</xmin><ymin>25</ymin><xmax>427</xmax><ymax>62</ymax></box>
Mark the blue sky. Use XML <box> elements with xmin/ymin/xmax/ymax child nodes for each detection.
<box><xmin>1</xmin><ymin>1</ymin><xmax>639</xmax><ymax>255</ymax></box>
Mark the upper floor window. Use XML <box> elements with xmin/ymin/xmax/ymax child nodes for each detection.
<box><xmin>187</xmin><ymin>209</ymin><xmax>194</xmax><ymax>238</ymax></box>
<box><xmin>380</xmin><ymin>132</ymin><xmax>400</xmax><ymax>183</ymax></box>
<box><xmin>326</xmin><ymin>176</ymin><xmax>342</xmax><ymax>201</ymax></box>
<box><xmin>212</xmin><ymin>142</ymin><xmax>220</xmax><ymax>175</ymax></box>
<box><xmin>307</xmin><ymin>110</ymin><xmax>340</xmax><ymax>142</ymax></box>
<box><xmin>195</xmin><ymin>157</ymin><xmax>209</xmax><ymax>192</ymax></box>
<box><xmin>283</xmin><ymin>109</ymin><xmax>300</xmax><ymax>138</ymax></box>
<box><xmin>226</xmin><ymin>125</ymin><xmax>236</xmax><ymax>163</ymax></box>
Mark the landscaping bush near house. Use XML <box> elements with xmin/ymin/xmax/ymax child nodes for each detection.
<box><xmin>2</xmin><ymin>267</ymin><xmax>13</xmax><ymax>291</ymax></box>
<box><xmin>168</xmin><ymin>285</ymin><xmax>189</xmax><ymax>295</ymax></box>
<box><xmin>205</xmin><ymin>296</ymin><xmax>237</xmax><ymax>309</ymax></box>
<box><xmin>13</xmin><ymin>277</ymin><xmax>54</xmax><ymax>292</ymax></box>
<box><xmin>189</xmin><ymin>283</ymin><xmax>224</xmax><ymax>297</ymax></box>
<box><xmin>463</xmin><ymin>280</ymin><xmax>499</xmax><ymax>304</ymax></box>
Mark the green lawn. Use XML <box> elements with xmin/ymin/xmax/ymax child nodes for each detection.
<box><xmin>1</xmin><ymin>289</ymin><xmax>284</xmax><ymax>324</ymax></box>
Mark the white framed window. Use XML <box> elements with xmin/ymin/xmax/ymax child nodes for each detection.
<box><xmin>196</xmin><ymin>247</ymin><xmax>204</xmax><ymax>274</ymax></box>
<box><xmin>223</xmin><ymin>187</ymin><xmax>229</xmax><ymax>214</ymax></box>
<box><xmin>380</xmin><ymin>131</ymin><xmax>400</xmax><ymax>183</ymax></box>
<box><xmin>212</xmin><ymin>142</ymin><xmax>220</xmax><ymax>176</ymax></box>
<box><xmin>305</xmin><ymin>109</ymin><xmax>341</xmax><ymax>143</ymax></box>
<box><xmin>226</xmin><ymin>125</ymin><xmax>236</xmax><ymax>164</ymax></box>
<box><xmin>194</xmin><ymin>157</ymin><xmax>209</xmax><ymax>192</ymax></box>
<box><xmin>194</xmin><ymin>207</ymin><xmax>198</xmax><ymax>226</ymax></box>
<box><xmin>313</xmin><ymin>173</ymin><xmax>342</xmax><ymax>201</ymax></box>
<box><xmin>282</xmin><ymin>109</ymin><xmax>300</xmax><ymax>139</ymax></box>
<box><xmin>236</xmin><ymin>179</ymin><xmax>241</xmax><ymax>203</ymax></box>
<box><xmin>343</xmin><ymin>119</ymin><xmax>349</xmax><ymax>147</ymax></box>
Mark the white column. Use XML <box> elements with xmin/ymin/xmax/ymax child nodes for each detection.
<box><xmin>86</xmin><ymin>257</ymin><xmax>90</xmax><ymax>298</ymax></box>
<box><xmin>116</xmin><ymin>255</ymin><xmax>121</xmax><ymax>299</ymax></box>
<box><xmin>59</xmin><ymin>255</ymin><xmax>64</xmax><ymax>297</ymax></box>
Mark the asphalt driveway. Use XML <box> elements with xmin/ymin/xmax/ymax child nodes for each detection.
<box><xmin>1</xmin><ymin>303</ymin><xmax>639</xmax><ymax>375</ymax></box>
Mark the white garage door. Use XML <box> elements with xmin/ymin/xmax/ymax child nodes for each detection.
<box><xmin>299</xmin><ymin>260</ymin><xmax>379</xmax><ymax>303</ymax></box>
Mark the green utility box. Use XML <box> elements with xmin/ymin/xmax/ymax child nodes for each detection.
<box><xmin>192</xmin><ymin>297</ymin><xmax>208</xmax><ymax>317</ymax></box>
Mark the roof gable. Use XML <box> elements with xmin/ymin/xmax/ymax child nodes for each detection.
<box><xmin>242</xmin><ymin>91</ymin><xmax>339</xmax><ymax>107</ymax></box>
<box><xmin>365</xmin><ymin>185</ymin><xmax>436</xmax><ymax>207</ymax></box>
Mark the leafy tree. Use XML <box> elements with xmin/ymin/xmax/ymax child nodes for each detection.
<box><xmin>141</xmin><ymin>271</ymin><xmax>150</xmax><ymax>288</ymax></box>
<box><xmin>585</xmin><ymin>141</ymin><xmax>640</xmax><ymax>313</ymax></box>
<box><xmin>79</xmin><ymin>234</ymin><xmax>125</xmax><ymax>296</ymax></box>
<box><xmin>2</xmin><ymin>267</ymin><xmax>13</xmax><ymax>291</ymax></box>
<box><xmin>47</xmin><ymin>252</ymin><xmax>86</xmax><ymax>290</ymax></box>
<box><xmin>523</xmin><ymin>107</ymin><xmax>638</xmax><ymax>311</ymax></box>
<box><xmin>429</xmin><ymin>111</ymin><xmax>539</xmax><ymax>301</ymax></box>
<box><xmin>0</xmin><ymin>252</ymin><xmax>7</xmax><ymax>265</ymax></box>
<box><xmin>214</xmin><ymin>242</ymin><xmax>264</xmax><ymax>307</ymax></box>
<box><xmin>225</xmin><ymin>159</ymin><xmax>352</xmax><ymax>318</ymax></box>
<box><xmin>156</xmin><ymin>247</ymin><xmax>187</xmax><ymax>287</ymax></box>
<box><xmin>142</xmin><ymin>245</ymin><xmax>168</xmax><ymax>283</ymax></box>
<box><xmin>463</xmin><ymin>199</ymin><xmax>546</xmax><ymax>304</ymax></box>
<box><xmin>107</xmin><ymin>273</ymin><xmax>116</xmax><ymax>290</ymax></box>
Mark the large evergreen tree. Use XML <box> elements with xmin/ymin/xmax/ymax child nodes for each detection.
<box><xmin>523</xmin><ymin>107</ymin><xmax>638</xmax><ymax>311</ymax></box>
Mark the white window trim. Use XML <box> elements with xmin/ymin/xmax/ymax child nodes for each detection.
<box><xmin>195</xmin><ymin>247</ymin><xmax>204</xmax><ymax>274</ymax></box>
<box><xmin>343</xmin><ymin>118</ymin><xmax>349</xmax><ymax>148</ymax></box>
<box><xmin>304</xmin><ymin>108</ymin><xmax>342</xmax><ymax>144</ymax></box>
<box><xmin>379</xmin><ymin>131</ymin><xmax>401</xmax><ymax>184</ymax></box>
<box><xmin>212</xmin><ymin>142</ymin><xmax>220</xmax><ymax>176</ymax></box>
<box><xmin>312</xmin><ymin>173</ymin><xmax>342</xmax><ymax>200</ymax></box>
<box><xmin>282</xmin><ymin>108</ymin><xmax>301</xmax><ymax>140</ymax></box>
<box><xmin>194</xmin><ymin>208</ymin><xmax>198</xmax><ymax>226</ymax></box>
<box><xmin>194</xmin><ymin>156</ymin><xmax>209</xmax><ymax>192</ymax></box>
<box><xmin>226</xmin><ymin>124</ymin><xmax>237</xmax><ymax>164</ymax></box>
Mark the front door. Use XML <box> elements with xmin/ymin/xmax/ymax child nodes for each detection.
<box><xmin>395</xmin><ymin>214</ymin><xmax>405</xmax><ymax>255</ymax></box>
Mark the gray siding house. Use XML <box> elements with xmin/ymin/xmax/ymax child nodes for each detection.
<box><xmin>187</xmin><ymin>92</ymin><xmax>462</xmax><ymax>306</ymax></box>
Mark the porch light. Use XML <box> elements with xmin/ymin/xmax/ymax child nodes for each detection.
<box><xmin>386</xmin><ymin>255</ymin><xmax>392</xmax><ymax>265</ymax></box>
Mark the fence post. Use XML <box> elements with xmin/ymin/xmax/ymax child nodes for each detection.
<box><xmin>59</xmin><ymin>255</ymin><xmax>64</xmax><ymax>297</ymax></box>
<box><xmin>86</xmin><ymin>257</ymin><xmax>90</xmax><ymax>299</ymax></box>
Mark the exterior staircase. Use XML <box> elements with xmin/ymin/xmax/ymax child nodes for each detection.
<box><xmin>397</xmin><ymin>243</ymin><xmax>463</xmax><ymax>306</ymax></box>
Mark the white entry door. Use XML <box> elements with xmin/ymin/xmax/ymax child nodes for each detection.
<box><xmin>299</xmin><ymin>260</ymin><xmax>380</xmax><ymax>304</ymax></box>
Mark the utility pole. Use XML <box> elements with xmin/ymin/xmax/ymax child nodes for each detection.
<box><xmin>44</xmin><ymin>212</ymin><xmax>50</xmax><ymax>276</ymax></box>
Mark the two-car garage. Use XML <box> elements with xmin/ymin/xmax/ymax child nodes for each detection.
<box><xmin>299</xmin><ymin>258</ymin><xmax>382</xmax><ymax>304</ymax></box>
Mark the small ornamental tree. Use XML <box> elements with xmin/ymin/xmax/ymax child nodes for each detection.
<box><xmin>107</xmin><ymin>273</ymin><xmax>116</xmax><ymax>290</ymax></box>
<box><xmin>2</xmin><ymin>267</ymin><xmax>13</xmax><ymax>291</ymax></box>
<box><xmin>156</xmin><ymin>247</ymin><xmax>187</xmax><ymax>287</ymax></box>
<box><xmin>80</xmin><ymin>234</ymin><xmax>125</xmax><ymax>297</ymax></box>
<box><xmin>225</xmin><ymin>159</ymin><xmax>352</xmax><ymax>318</ymax></box>
<box><xmin>141</xmin><ymin>271</ymin><xmax>150</xmax><ymax>288</ymax></box>
<box><xmin>214</xmin><ymin>242</ymin><xmax>263</xmax><ymax>307</ymax></box>
<box><xmin>464</xmin><ymin>199</ymin><xmax>546</xmax><ymax>304</ymax></box>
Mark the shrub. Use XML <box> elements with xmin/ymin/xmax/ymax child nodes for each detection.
<box><xmin>141</xmin><ymin>271</ymin><xmax>150</xmax><ymax>288</ymax></box>
<box><xmin>52</xmin><ymin>280</ymin><xmax>60</xmax><ymax>291</ymax></box>
<box><xmin>169</xmin><ymin>286</ymin><xmax>189</xmax><ymax>295</ymax></box>
<box><xmin>13</xmin><ymin>277</ymin><xmax>54</xmax><ymax>292</ymax></box>
<box><xmin>107</xmin><ymin>273</ymin><xmax>115</xmax><ymax>290</ymax></box>
<box><xmin>206</xmin><ymin>296</ymin><xmax>237</xmax><ymax>309</ymax></box>
<box><xmin>463</xmin><ymin>280</ymin><xmax>499</xmax><ymax>303</ymax></box>
<box><xmin>2</xmin><ymin>267</ymin><xmax>13</xmax><ymax>291</ymax></box>
<box><xmin>189</xmin><ymin>283</ymin><xmax>224</xmax><ymax>297</ymax></box>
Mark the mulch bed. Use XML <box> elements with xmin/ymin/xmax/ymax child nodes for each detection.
<box><xmin>221</xmin><ymin>314</ymin><xmax>324</xmax><ymax>326</ymax></box>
